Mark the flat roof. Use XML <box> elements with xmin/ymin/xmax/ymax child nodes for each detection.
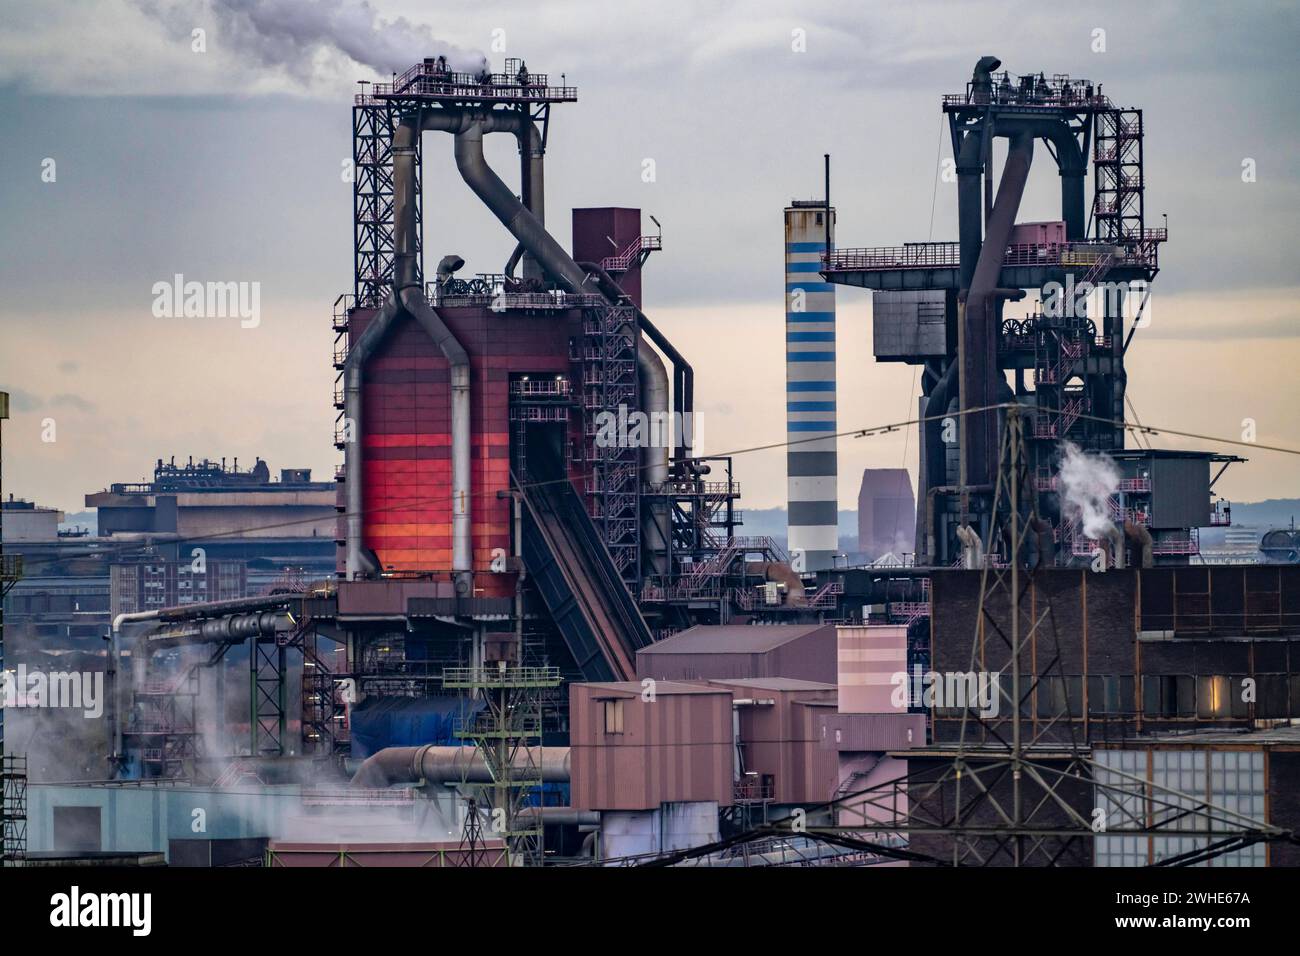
<box><xmin>1098</xmin><ymin>724</ymin><xmax>1300</xmax><ymax>748</ymax></box>
<box><xmin>636</xmin><ymin>623</ymin><xmax>830</xmax><ymax>655</ymax></box>
<box><xmin>709</xmin><ymin>677</ymin><xmax>837</xmax><ymax>692</ymax></box>
<box><xmin>578</xmin><ymin>680</ymin><xmax>730</xmax><ymax>697</ymax></box>
<box><xmin>1110</xmin><ymin>449</ymin><xmax>1246</xmax><ymax>463</ymax></box>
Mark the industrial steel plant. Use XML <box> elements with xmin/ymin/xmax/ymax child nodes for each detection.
<box><xmin>3</xmin><ymin>4</ymin><xmax>1300</xmax><ymax>904</ymax></box>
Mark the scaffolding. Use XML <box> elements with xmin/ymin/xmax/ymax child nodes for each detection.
<box><xmin>573</xmin><ymin>303</ymin><xmax>642</xmax><ymax>586</ymax></box>
<box><xmin>352</xmin><ymin>101</ymin><xmax>420</xmax><ymax>307</ymax></box>
<box><xmin>1093</xmin><ymin>108</ymin><xmax>1146</xmax><ymax>246</ymax></box>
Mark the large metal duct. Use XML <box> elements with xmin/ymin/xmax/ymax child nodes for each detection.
<box><xmin>142</xmin><ymin>611</ymin><xmax>290</xmax><ymax>651</ymax></box>
<box><xmin>129</xmin><ymin>610</ymin><xmax>290</xmax><ymax>702</ymax></box>
<box><xmin>452</xmin><ymin>116</ymin><xmax>590</xmax><ymax>291</ymax></box>
<box><xmin>392</xmin><ymin>115</ymin><xmax>474</xmax><ymax>594</ymax></box>
<box><xmin>350</xmin><ymin>743</ymin><xmax>571</xmax><ymax>788</ymax></box>
<box><xmin>343</xmin><ymin>298</ymin><xmax>399</xmax><ymax>580</ymax></box>
<box><xmin>447</xmin><ymin>117</ymin><xmax>685</xmax><ymax>466</ymax></box>
<box><xmin>451</xmin><ymin>115</ymin><xmax>681</xmax><ymax>577</ymax></box>
<box><xmin>960</xmin><ymin>129</ymin><xmax>1034</xmax><ymax>489</ymax></box>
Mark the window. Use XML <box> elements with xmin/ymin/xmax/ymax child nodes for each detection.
<box><xmin>1088</xmin><ymin>675</ymin><xmax>1135</xmax><ymax>715</ymax></box>
<box><xmin>1143</xmin><ymin>675</ymin><xmax>1195</xmax><ymax>718</ymax></box>
<box><xmin>1196</xmin><ymin>676</ymin><xmax>1231</xmax><ymax>719</ymax></box>
<box><xmin>603</xmin><ymin>698</ymin><xmax>624</xmax><ymax>735</ymax></box>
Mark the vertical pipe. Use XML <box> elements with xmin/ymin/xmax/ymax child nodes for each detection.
<box><xmin>395</xmin><ymin>117</ymin><xmax>473</xmax><ymax>592</ymax></box>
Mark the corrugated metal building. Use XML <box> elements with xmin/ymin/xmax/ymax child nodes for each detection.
<box><xmin>569</xmin><ymin>681</ymin><xmax>733</xmax><ymax>811</ymax></box>
<box><xmin>710</xmin><ymin>677</ymin><xmax>839</xmax><ymax>805</ymax></box>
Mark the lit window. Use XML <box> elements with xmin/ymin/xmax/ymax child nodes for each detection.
<box><xmin>603</xmin><ymin>698</ymin><xmax>624</xmax><ymax>735</ymax></box>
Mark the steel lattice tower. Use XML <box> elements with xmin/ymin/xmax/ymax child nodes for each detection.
<box><xmin>444</xmin><ymin>663</ymin><xmax>560</xmax><ymax>866</ymax></box>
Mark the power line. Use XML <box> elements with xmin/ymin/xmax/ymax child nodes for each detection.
<box><xmin>16</xmin><ymin>402</ymin><xmax>1298</xmax><ymax>572</ymax></box>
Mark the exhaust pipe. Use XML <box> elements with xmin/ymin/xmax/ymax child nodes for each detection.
<box><xmin>955</xmin><ymin>523</ymin><xmax>984</xmax><ymax>569</ymax></box>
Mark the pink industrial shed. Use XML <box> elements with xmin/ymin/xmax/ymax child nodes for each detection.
<box><xmin>569</xmin><ymin>681</ymin><xmax>734</xmax><ymax>812</ymax></box>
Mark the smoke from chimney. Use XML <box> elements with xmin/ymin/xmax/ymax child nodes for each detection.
<box><xmin>1056</xmin><ymin>441</ymin><xmax>1120</xmax><ymax>541</ymax></box>
<box><xmin>202</xmin><ymin>0</ymin><xmax>487</xmax><ymax>79</ymax></box>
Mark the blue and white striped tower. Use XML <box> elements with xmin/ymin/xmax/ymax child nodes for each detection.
<box><xmin>784</xmin><ymin>201</ymin><xmax>837</xmax><ymax>571</ymax></box>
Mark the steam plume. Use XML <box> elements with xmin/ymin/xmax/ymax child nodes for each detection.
<box><xmin>1056</xmin><ymin>441</ymin><xmax>1119</xmax><ymax>540</ymax></box>
<box><xmin>201</xmin><ymin>0</ymin><xmax>487</xmax><ymax>78</ymax></box>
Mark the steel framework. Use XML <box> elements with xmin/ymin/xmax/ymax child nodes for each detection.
<box><xmin>353</xmin><ymin>100</ymin><xmax>421</xmax><ymax>307</ymax></box>
<box><xmin>443</xmin><ymin>664</ymin><xmax>561</xmax><ymax>866</ymax></box>
<box><xmin>658</xmin><ymin>408</ymin><xmax>1292</xmax><ymax>866</ymax></box>
<box><xmin>0</xmin><ymin>394</ymin><xmax>23</xmax><ymax>863</ymax></box>
<box><xmin>573</xmin><ymin>303</ymin><xmax>642</xmax><ymax>586</ymax></box>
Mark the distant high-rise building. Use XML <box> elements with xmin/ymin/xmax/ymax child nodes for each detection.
<box><xmin>857</xmin><ymin>469</ymin><xmax>915</xmax><ymax>561</ymax></box>
<box><xmin>785</xmin><ymin>200</ymin><xmax>837</xmax><ymax>571</ymax></box>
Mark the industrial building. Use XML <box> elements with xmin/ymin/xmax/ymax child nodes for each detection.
<box><xmin>2</xmin><ymin>52</ymin><xmax>1297</xmax><ymax>871</ymax></box>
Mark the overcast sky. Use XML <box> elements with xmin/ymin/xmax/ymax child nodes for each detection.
<box><xmin>1</xmin><ymin>0</ymin><xmax>1298</xmax><ymax>514</ymax></box>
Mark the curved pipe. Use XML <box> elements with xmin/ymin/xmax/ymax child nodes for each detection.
<box><xmin>961</xmin><ymin>129</ymin><xmax>1034</xmax><ymax>488</ymax></box>
<box><xmin>351</xmin><ymin>744</ymin><xmax>572</xmax><ymax>788</ymax></box>
<box><xmin>451</xmin><ymin>116</ymin><xmax>685</xmax><ymax>580</ymax></box>
<box><xmin>394</xmin><ymin>117</ymin><xmax>473</xmax><ymax>593</ymax></box>
<box><xmin>516</xmin><ymin>806</ymin><xmax>600</xmax><ymax>826</ymax></box>
<box><xmin>954</xmin><ymin>524</ymin><xmax>984</xmax><ymax>569</ymax></box>
<box><xmin>453</xmin><ymin>117</ymin><xmax>590</xmax><ymax>292</ymax></box>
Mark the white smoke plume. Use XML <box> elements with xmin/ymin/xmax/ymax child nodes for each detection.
<box><xmin>1056</xmin><ymin>441</ymin><xmax>1120</xmax><ymax>540</ymax></box>
<box><xmin>141</xmin><ymin>0</ymin><xmax>487</xmax><ymax>80</ymax></box>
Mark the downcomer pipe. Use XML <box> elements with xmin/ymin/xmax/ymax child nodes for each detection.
<box><xmin>351</xmin><ymin>744</ymin><xmax>572</xmax><ymax>788</ymax></box>
<box><xmin>344</xmin><ymin>297</ymin><xmax>400</xmax><ymax>579</ymax></box>
<box><xmin>450</xmin><ymin>115</ymin><xmax>680</xmax><ymax>575</ymax></box>
<box><xmin>447</xmin><ymin>117</ymin><xmax>683</xmax><ymax>467</ymax></box>
<box><xmin>961</xmin><ymin>129</ymin><xmax>1034</xmax><ymax>489</ymax></box>
<box><xmin>394</xmin><ymin>115</ymin><xmax>474</xmax><ymax>594</ymax></box>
